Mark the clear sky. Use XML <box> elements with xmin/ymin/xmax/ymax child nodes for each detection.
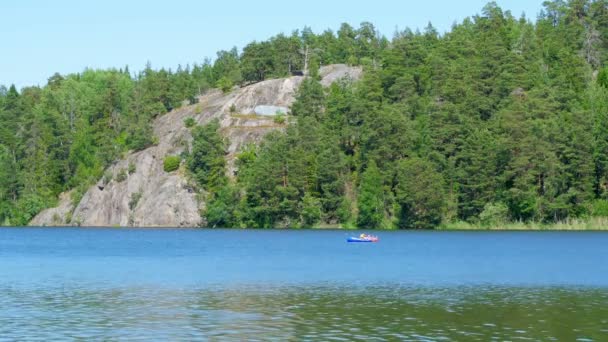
<box><xmin>2</xmin><ymin>0</ymin><xmax>545</xmax><ymax>89</ymax></box>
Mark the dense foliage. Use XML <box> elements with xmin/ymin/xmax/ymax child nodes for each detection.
<box><xmin>190</xmin><ymin>1</ymin><xmax>608</xmax><ymax>228</ymax></box>
<box><xmin>3</xmin><ymin>1</ymin><xmax>608</xmax><ymax>229</ymax></box>
<box><xmin>163</xmin><ymin>156</ymin><xmax>181</xmax><ymax>173</ymax></box>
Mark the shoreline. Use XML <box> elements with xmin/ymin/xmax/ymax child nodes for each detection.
<box><xmin>3</xmin><ymin>224</ymin><xmax>608</xmax><ymax>231</ymax></box>
<box><xmin>439</xmin><ymin>217</ymin><xmax>608</xmax><ymax>231</ymax></box>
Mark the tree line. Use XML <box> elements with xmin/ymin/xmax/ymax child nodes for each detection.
<box><xmin>190</xmin><ymin>0</ymin><xmax>608</xmax><ymax>228</ymax></box>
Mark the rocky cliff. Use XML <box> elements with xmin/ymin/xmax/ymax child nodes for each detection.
<box><xmin>30</xmin><ymin>65</ymin><xmax>362</xmax><ymax>227</ymax></box>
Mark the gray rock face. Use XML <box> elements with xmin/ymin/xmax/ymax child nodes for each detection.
<box><xmin>30</xmin><ymin>65</ymin><xmax>362</xmax><ymax>227</ymax></box>
<box><xmin>29</xmin><ymin>192</ymin><xmax>75</xmax><ymax>226</ymax></box>
<box><xmin>70</xmin><ymin>151</ymin><xmax>200</xmax><ymax>227</ymax></box>
<box><xmin>319</xmin><ymin>64</ymin><xmax>363</xmax><ymax>87</ymax></box>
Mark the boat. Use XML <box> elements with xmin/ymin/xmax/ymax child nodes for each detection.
<box><xmin>347</xmin><ymin>235</ymin><xmax>379</xmax><ymax>243</ymax></box>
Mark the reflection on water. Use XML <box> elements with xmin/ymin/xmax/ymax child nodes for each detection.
<box><xmin>1</xmin><ymin>284</ymin><xmax>607</xmax><ymax>341</ymax></box>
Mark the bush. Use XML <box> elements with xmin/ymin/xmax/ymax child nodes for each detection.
<box><xmin>128</xmin><ymin>162</ymin><xmax>136</xmax><ymax>175</ymax></box>
<box><xmin>65</xmin><ymin>212</ymin><xmax>73</xmax><ymax>225</ymax></box>
<box><xmin>15</xmin><ymin>194</ymin><xmax>47</xmax><ymax>226</ymax></box>
<box><xmin>129</xmin><ymin>191</ymin><xmax>143</xmax><ymax>211</ymax></box>
<box><xmin>591</xmin><ymin>199</ymin><xmax>608</xmax><ymax>217</ymax></box>
<box><xmin>71</xmin><ymin>184</ymin><xmax>88</xmax><ymax>208</ymax></box>
<box><xmin>184</xmin><ymin>117</ymin><xmax>196</xmax><ymax>128</ymax></box>
<box><xmin>149</xmin><ymin>101</ymin><xmax>168</xmax><ymax>117</ymax></box>
<box><xmin>163</xmin><ymin>155</ymin><xmax>181</xmax><ymax>172</ymax></box>
<box><xmin>116</xmin><ymin>168</ymin><xmax>128</xmax><ymax>182</ymax></box>
<box><xmin>52</xmin><ymin>213</ymin><xmax>61</xmax><ymax>224</ymax></box>
<box><xmin>126</xmin><ymin>125</ymin><xmax>154</xmax><ymax>151</ymax></box>
<box><xmin>479</xmin><ymin>202</ymin><xmax>509</xmax><ymax>226</ymax></box>
<box><xmin>598</xmin><ymin>67</ymin><xmax>608</xmax><ymax>88</ymax></box>
<box><xmin>229</xmin><ymin>104</ymin><xmax>237</xmax><ymax>113</ymax></box>
<box><xmin>103</xmin><ymin>170</ymin><xmax>113</xmax><ymax>184</ymax></box>
<box><xmin>273</xmin><ymin>114</ymin><xmax>286</xmax><ymax>124</ymax></box>
<box><xmin>236</xmin><ymin>145</ymin><xmax>257</xmax><ymax>168</ymax></box>
<box><xmin>217</xmin><ymin>77</ymin><xmax>233</xmax><ymax>93</ymax></box>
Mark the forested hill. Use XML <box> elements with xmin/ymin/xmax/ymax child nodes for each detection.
<box><xmin>3</xmin><ymin>1</ymin><xmax>608</xmax><ymax>229</ymax></box>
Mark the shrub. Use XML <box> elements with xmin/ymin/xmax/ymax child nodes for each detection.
<box><xmin>347</xmin><ymin>55</ymin><xmax>358</xmax><ymax>67</ymax></box>
<box><xmin>128</xmin><ymin>162</ymin><xmax>136</xmax><ymax>175</ymax></box>
<box><xmin>103</xmin><ymin>170</ymin><xmax>113</xmax><ymax>184</ymax></box>
<box><xmin>184</xmin><ymin>117</ymin><xmax>196</xmax><ymax>128</ymax></box>
<box><xmin>273</xmin><ymin>114</ymin><xmax>286</xmax><ymax>124</ymax></box>
<box><xmin>163</xmin><ymin>155</ymin><xmax>181</xmax><ymax>172</ymax></box>
<box><xmin>116</xmin><ymin>168</ymin><xmax>128</xmax><ymax>182</ymax></box>
<box><xmin>71</xmin><ymin>184</ymin><xmax>88</xmax><ymax>207</ymax></box>
<box><xmin>479</xmin><ymin>202</ymin><xmax>510</xmax><ymax>226</ymax></box>
<box><xmin>65</xmin><ymin>212</ymin><xmax>73</xmax><ymax>225</ymax></box>
<box><xmin>236</xmin><ymin>145</ymin><xmax>257</xmax><ymax>168</ymax></box>
<box><xmin>229</xmin><ymin>104</ymin><xmax>237</xmax><ymax>113</ymax></box>
<box><xmin>14</xmin><ymin>194</ymin><xmax>46</xmax><ymax>226</ymax></box>
<box><xmin>150</xmin><ymin>101</ymin><xmax>168</xmax><ymax>118</ymax></box>
<box><xmin>73</xmin><ymin>215</ymin><xmax>83</xmax><ymax>227</ymax></box>
<box><xmin>598</xmin><ymin>67</ymin><xmax>608</xmax><ymax>88</ymax></box>
<box><xmin>217</xmin><ymin>76</ymin><xmax>233</xmax><ymax>93</ymax></box>
<box><xmin>591</xmin><ymin>199</ymin><xmax>608</xmax><ymax>217</ymax></box>
<box><xmin>129</xmin><ymin>191</ymin><xmax>143</xmax><ymax>211</ymax></box>
<box><xmin>126</xmin><ymin>126</ymin><xmax>154</xmax><ymax>151</ymax></box>
<box><xmin>189</xmin><ymin>96</ymin><xmax>199</xmax><ymax>105</ymax></box>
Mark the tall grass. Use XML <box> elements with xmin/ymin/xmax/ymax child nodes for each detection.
<box><xmin>440</xmin><ymin>217</ymin><xmax>608</xmax><ymax>231</ymax></box>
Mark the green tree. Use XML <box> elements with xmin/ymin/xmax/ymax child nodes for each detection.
<box><xmin>213</xmin><ymin>48</ymin><xmax>242</xmax><ymax>86</ymax></box>
<box><xmin>241</xmin><ymin>41</ymin><xmax>274</xmax><ymax>83</ymax></box>
<box><xmin>301</xmin><ymin>193</ymin><xmax>322</xmax><ymax>227</ymax></box>
<box><xmin>395</xmin><ymin>158</ymin><xmax>446</xmax><ymax>229</ymax></box>
<box><xmin>204</xmin><ymin>185</ymin><xmax>239</xmax><ymax>228</ymax></box>
<box><xmin>187</xmin><ymin>119</ymin><xmax>227</xmax><ymax>191</ymax></box>
<box><xmin>290</xmin><ymin>77</ymin><xmax>325</xmax><ymax>119</ymax></box>
<box><xmin>357</xmin><ymin>160</ymin><xmax>385</xmax><ymax>228</ymax></box>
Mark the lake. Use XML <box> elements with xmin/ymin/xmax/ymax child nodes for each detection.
<box><xmin>1</xmin><ymin>228</ymin><xmax>607</xmax><ymax>340</ymax></box>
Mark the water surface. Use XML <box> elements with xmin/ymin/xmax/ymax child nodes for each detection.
<box><xmin>1</xmin><ymin>228</ymin><xmax>607</xmax><ymax>340</ymax></box>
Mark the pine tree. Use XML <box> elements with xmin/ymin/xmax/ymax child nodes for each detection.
<box><xmin>187</xmin><ymin>119</ymin><xmax>227</xmax><ymax>192</ymax></box>
<box><xmin>357</xmin><ymin>160</ymin><xmax>385</xmax><ymax>228</ymax></box>
<box><xmin>395</xmin><ymin>158</ymin><xmax>446</xmax><ymax>228</ymax></box>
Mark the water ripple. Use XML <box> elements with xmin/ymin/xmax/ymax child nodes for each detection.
<box><xmin>1</xmin><ymin>284</ymin><xmax>607</xmax><ymax>340</ymax></box>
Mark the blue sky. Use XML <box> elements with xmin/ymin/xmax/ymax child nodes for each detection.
<box><xmin>2</xmin><ymin>0</ymin><xmax>545</xmax><ymax>89</ymax></box>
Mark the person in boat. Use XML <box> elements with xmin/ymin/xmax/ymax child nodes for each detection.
<box><xmin>360</xmin><ymin>233</ymin><xmax>367</xmax><ymax>239</ymax></box>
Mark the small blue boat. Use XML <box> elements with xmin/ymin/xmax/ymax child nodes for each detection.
<box><xmin>347</xmin><ymin>235</ymin><xmax>379</xmax><ymax>243</ymax></box>
<box><xmin>347</xmin><ymin>237</ymin><xmax>374</xmax><ymax>243</ymax></box>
